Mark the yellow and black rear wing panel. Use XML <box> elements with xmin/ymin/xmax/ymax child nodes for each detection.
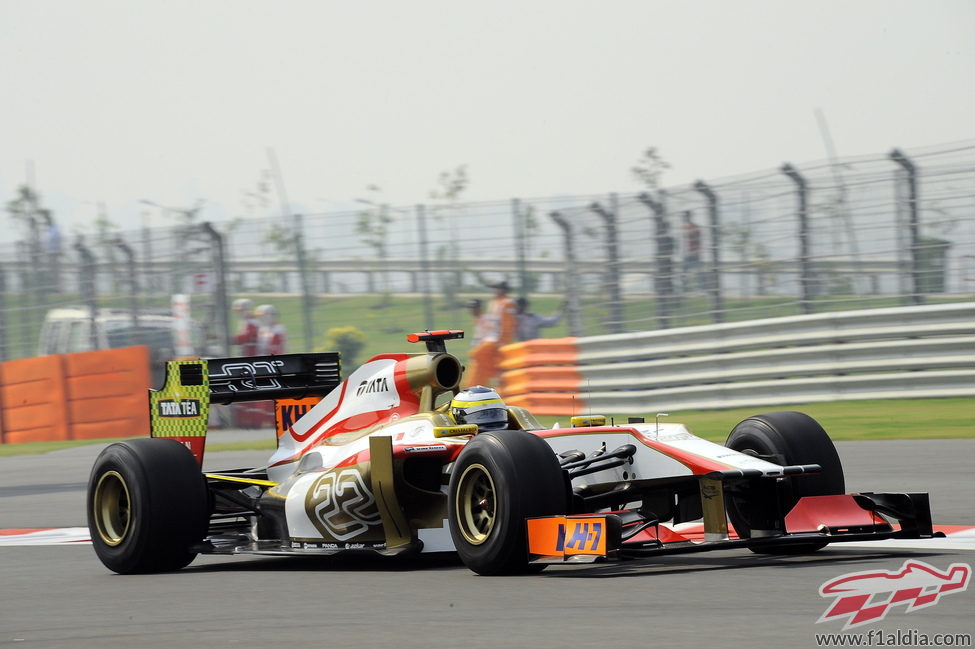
<box><xmin>150</xmin><ymin>359</ymin><xmax>213</xmax><ymax>465</ymax></box>
<box><xmin>150</xmin><ymin>353</ymin><xmax>341</xmax><ymax>465</ymax></box>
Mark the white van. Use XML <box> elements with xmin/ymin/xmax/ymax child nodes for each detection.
<box><xmin>37</xmin><ymin>307</ymin><xmax>206</xmax><ymax>387</ymax></box>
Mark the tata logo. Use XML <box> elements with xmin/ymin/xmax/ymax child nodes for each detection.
<box><xmin>356</xmin><ymin>377</ymin><xmax>389</xmax><ymax>396</ymax></box>
<box><xmin>157</xmin><ymin>399</ymin><xmax>201</xmax><ymax>417</ymax></box>
<box><xmin>818</xmin><ymin>559</ymin><xmax>971</xmax><ymax>629</ymax></box>
<box><xmin>556</xmin><ymin>521</ymin><xmax>603</xmax><ymax>553</ymax></box>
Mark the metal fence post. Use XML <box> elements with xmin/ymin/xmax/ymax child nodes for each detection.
<box><xmin>74</xmin><ymin>238</ymin><xmax>99</xmax><ymax>350</ymax></box>
<box><xmin>416</xmin><ymin>204</ymin><xmax>434</xmax><ymax>329</ymax></box>
<box><xmin>693</xmin><ymin>181</ymin><xmax>724</xmax><ymax>323</ymax></box>
<box><xmin>15</xmin><ymin>242</ymin><xmax>31</xmax><ymax>355</ymax></box>
<box><xmin>201</xmin><ymin>222</ymin><xmax>230</xmax><ymax>356</ymax></box>
<box><xmin>889</xmin><ymin>149</ymin><xmax>923</xmax><ymax>305</ymax></box>
<box><xmin>638</xmin><ymin>192</ymin><xmax>675</xmax><ymax>329</ymax></box>
<box><xmin>782</xmin><ymin>163</ymin><xmax>814</xmax><ymax>314</ymax></box>
<box><xmin>0</xmin><ymin>265</ymin><xmax>7</xmax><ymax>362</ymax></box>
<box><xmin>111</xmin><ymin>238</ymin><xmax>140</xmax><ymax>331</ymax></box>
<box><xmin>512</xmin><ymin>198</ymin><xmax>529</xmax><ymax>298</ymax></box>
<box><xmin>550</xmin><ymin>211</ymin><xmax>582</xmax><ymax>337</ymax></box>
<box><xmin>293</xmin><ymin>213</ymin><xmax>315</xmax><ymax>350</ymax></box>
<box><xmin>588</xmin><ymin>197</ymin><xmax>624</xmax><ymax>334</ymax></box>
<box><xmin>141</xmin><ymin>208</ymin><xmax>154</xmax><ymax>295</ymax></box>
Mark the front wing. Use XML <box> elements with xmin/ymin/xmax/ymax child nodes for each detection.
<box><xmin>527</xmin><ymin>492</ymin><xmax>937</xmax><ymax>564</ymax></box>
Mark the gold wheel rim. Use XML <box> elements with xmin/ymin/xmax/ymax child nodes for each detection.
<box><xmin>93</xmin><ymin>471</ymin><xmax>131</xmax><ymax>546</ymax></box>
<box><xmin>455</xmin><ymin>463</ymin><xmax>496</xmax><ymax>545</ymax></box>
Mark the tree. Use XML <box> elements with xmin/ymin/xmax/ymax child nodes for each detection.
<box><xmin>356</xmin><ymin>185</ymin><xmax>395</xmax><ymax>307</ymax></box>
<box><xmin>6</xmin><ymin>184</ymin><xmax>43</xmax><ymax>262</ymax></box>
<box><xmin>92</xmin><ymin>202</ymin><xmax>123</xmax><ymax>293</ymax></box>
<box><xmin>429</xmin><ymin>165</ymin><xmax>469</xmax><ymax>311</ymax></box>
<box><xmin>631</xmin><ymin>146</ymin><xmax>671</xmax><ymax>191</ymax></box>
<box><xmin>318</xmin><ymin>325</ymin><xmax>367</xmax><ymax>368</ymax></box>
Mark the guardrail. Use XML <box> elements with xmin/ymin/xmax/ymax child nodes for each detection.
<box><xmin>499</xmin><ymin>302</ymin><xmax>975</xmax><ymax>415</ymax></box>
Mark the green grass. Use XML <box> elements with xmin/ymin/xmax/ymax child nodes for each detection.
<box><xmin>2</xmin><ymin>397</ymin><xmax>970</xmax><ymax>456</ymax></box>
<box><xmin>241</xmin><ymin>293</ymin><xmax>571</xmax><ymax>368</ymax></box>
<box><xmin>535</xmin><ymin>398</ymin><xmax>974</xmax><ymax>442</ymax></box>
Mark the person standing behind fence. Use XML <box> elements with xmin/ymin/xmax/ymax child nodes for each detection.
<box><xmin>681</xmin><ymin>210</ymin><xmax>702</xmax><ymax>291</ymax></box>
<box><xmin>231</xmin><ymin>298</ymin><xmax>260</xmax><ymax>356</ymax></box>
<box><xmin>465</xmin><ymin>282</ymin><xmax>517</xmax><ymax>387</ymax></box>
<box><xmin>515</xmin><ymin>297</ymin><xmax>564</xmax><ymax>341</ymax></box>
<box><xmin>466</xmin><ymin>299</ymin><xmax>489</xmax><ymax>346</ymax></box>
<box><xmin>256</xmin><ymin>304</ymin><xmax>287</xmax><ymax>355</ymax></box>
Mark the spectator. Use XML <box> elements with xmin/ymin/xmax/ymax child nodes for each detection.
<box><xmin>515</xmin><ymin>297</ymin><xmax>564</xmax><ymax>341</ymax></box>
<box><xmin>681</xmin><ymin>210</ymin><xmax>702</xmax><ymax>290</ymax></box>
<box><xmin>256</xmin><ymin>304</ymin><xmax>287</xmax><ymax>355</ymax></box>
<box><xmin>231</xmin><ymin>298</ymin><xmax>259</xmax><ymax>356</ymax></box>
<box><xmin>465</xmin><ymin>281</ymin><xmax>517</xmax><ymax>387</ymax></box>
<box><xmin>467</xmin><ymin>299</ymin><xmax>489</xmax><ymax>346</ymax></box>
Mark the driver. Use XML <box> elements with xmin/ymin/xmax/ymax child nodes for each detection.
<box><xmin>450</xmin><ymin>386</ymin><xmax>509</xmax><ymax>432</ymax></box>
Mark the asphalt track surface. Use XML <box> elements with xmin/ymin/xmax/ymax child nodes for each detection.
<box><xmin>1</xmin><ymin>433</ymin><xmax>973</xmax><ymax>648</ymax></box>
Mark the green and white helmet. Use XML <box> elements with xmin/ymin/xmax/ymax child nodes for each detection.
<box><xmin>450</xmin><ymin>386</ymin><xmax>508</xmax><ymax>431</ymax></box>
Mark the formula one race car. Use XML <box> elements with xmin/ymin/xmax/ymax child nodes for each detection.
<box><xmin>87</xmin><ymin>330</ymin><xmax>937</xmax><ymax>575</ymax></box>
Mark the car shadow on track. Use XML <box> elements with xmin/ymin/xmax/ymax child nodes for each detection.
<box><xmin>534</xmin><ymin>549</ymin><xmax>951</xmax><ymax>579</ymax></box>
<box><xmin>179</xmin><ymin>548</ymin><xmax>948</xmax><ymax>577</ymax></box>
<box><xmin>183</xmin><ymin>551</ymin><xmax>467</xmax><ymax>574</ymax></box>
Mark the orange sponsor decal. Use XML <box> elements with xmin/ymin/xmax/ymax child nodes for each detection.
<box><xmin>275</xmin><ymin>397</ymin><xmax>322</xmax><ymax>438</ymax></box>
<box><xmin>527</xmin><ymin>516</ymin><xmax>607</xmax><ymax>558</ymax></box>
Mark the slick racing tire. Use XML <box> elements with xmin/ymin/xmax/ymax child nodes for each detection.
<box><xmin>448</xmin><ymin>430</ymin><xmax>567</xmax><ymax>575</ymax></box>
<box><xmin>725</xmin><ymin>411</ymin><xmax>845</xmax><ymax>554</ymax></box>
<box><xmin>87</xmin><ymin>438</ymin><xmax>209</xmax><ymax>574</ymax></box>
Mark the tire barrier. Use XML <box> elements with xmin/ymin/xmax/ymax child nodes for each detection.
<box><xmin>0</xmin><ymin>346</ymin><xmax>151</xmax><ymax>444</ymax></box>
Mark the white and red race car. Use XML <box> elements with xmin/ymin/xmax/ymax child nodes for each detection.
<box><xmin>87</xmin><ymin>330</ymin><xmax>937</xmax><ymax>575</ymax></box>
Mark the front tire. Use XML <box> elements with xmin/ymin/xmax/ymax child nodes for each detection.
<box><xmin>448</xmin><ymin>430</ymin><xmax>567</xmax><ymax>575</ymax></box>
<box><xmin>725</xmin><ymin>411</ymin><xmax>845</xmax><ymax>554</ymax></box>
<box><xmin>88</xmin><ymin>438</ymin><xmax>209</xmax><ymax>574</ymax></box>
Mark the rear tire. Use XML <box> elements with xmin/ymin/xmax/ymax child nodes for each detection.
<box><xmin>725</xmin><ymin>411</ymin><xmax>844</xmax><ymax>554</ymax></box>
<box><xmin>88</xmin><ymin>438</ymin><xmax>209</xmax><ymax>574</ymax></box>
<box><xmin>448</xmin><ymin>430</ymin><xmax>566</xmax><ymax>575</ymax></box>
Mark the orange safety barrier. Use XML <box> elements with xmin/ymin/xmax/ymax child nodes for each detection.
<box><xmin>0</xmin><ymin>346</ymin><xmax>151</xmax><ymax>444</ymax></box>
<box><xmin>499</xmin><ymin>366</ymin><xmax>582</xmax><ymax>397</ymax></box>
<box><xmin>62</xmin><ymin>346</ymin><xmax>151</xmax><ymax>440</ymax></box>
<box><xmin>0</xmin><ymin>356</ymin><xmax>71</xmax><ymax>444</ymax></box>
<box><xmin>498</xmin><ymin>337</ymin><xmax>583</xmax><ymax>416</ymax></box>
<box><xmin>498</xmin><ymin>338</ymin><xmax>579</xmax><ymax>371</ymax></box>
<box><xmin>505</xmin><ymin>393</ymin><xmax>586</xmax><ymax>417</ymax></box>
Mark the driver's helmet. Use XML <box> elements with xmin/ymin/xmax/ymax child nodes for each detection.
<box><xmin>450</xmin><ymin>386</ymin><xmax>508</xmax><ymax>432</ymax></box>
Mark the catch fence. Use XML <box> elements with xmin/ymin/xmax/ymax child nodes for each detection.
<box><xmin>1</xmin><ymin>141</ymin><xmax>972</xmax><ymax>362</ymax></box>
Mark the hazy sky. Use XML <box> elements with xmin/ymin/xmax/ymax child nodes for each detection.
<box><xmin>1</xmin><ymin>0</ymin><xmax>972</xmax><ymax>238</ymax></box>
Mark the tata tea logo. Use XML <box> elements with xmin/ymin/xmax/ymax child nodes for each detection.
<box><xmin>818</xmin><ymin>559</ymin><xmax>971</xmax><ymax>629</ymax></box>
<box><xmin>157</xmin><ymin>399</ymin><xmax>201</xmax><ymax>418</ymax></box>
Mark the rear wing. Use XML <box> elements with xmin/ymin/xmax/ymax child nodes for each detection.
<box><xmin>205</xmin><ymin>353</ymin><xmax>341</xmax><ymax>403</ymax></box>
<box><xmin>149</xmin><ymin>353</ymin><xmax>341</xmax><ymax>464</ymax></box>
